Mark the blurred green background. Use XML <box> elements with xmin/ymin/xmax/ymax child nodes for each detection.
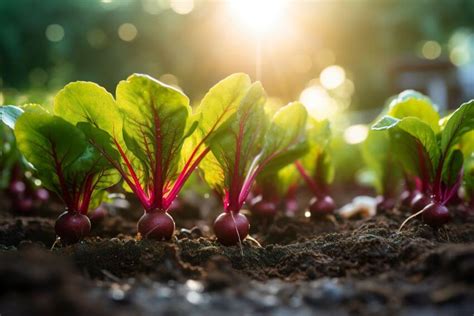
<box><xmin>1</xmin><ymin>0</ymin><xmax>474</xmax><ymax>194</ymax></box>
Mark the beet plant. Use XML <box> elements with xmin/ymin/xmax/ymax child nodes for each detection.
<box><xmin>54</xmin><ymin>73</ymin><xmax>253</xmax><ymax>240</ymax></box>
<box><xmin>372</xmin><ymin>91</ymin><xmax>474</xmax><ymax>227</ymax></box>
<box><xmin>199</xmin><ymin>81</ymin><xmax>308</xmax><ymax>245</ymax></box>
<box><xmin>1</xmin><ymin>105</ymin><xmax>120</xmax><ymax>243</ymax></box>
<box><xmin>0</xmin><ymin>106</ymin><xmax>51</xmax><ymax>213</ymax></box>
<box><xmin>293</xmin><ymin>118</ymin><xmax>336</xmax><ymax>218</ymax></box>
<box><xmin>361</xmin><ymin>129</ymin><xmax>401</xmax><ymax>211</ymax></box>
<box><xmin>460</xmin><ymin>131</ymin><xmax>474</xmax><ymax>212</ymax></box>
<box><xmin>249</xmin><ymin>165</ymin><xmax>300</xmax><ymax>217</ymax></box>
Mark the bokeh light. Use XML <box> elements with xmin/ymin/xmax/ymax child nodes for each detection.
<box><xmin>170</xmin><ymin>0</ymin><xmax>194</xmax><ymax>15</ymax></box>
<box><xmin>320</xmin><ymin>65</ymin><xmax>346</xmax><ymax>90</ymax></box>
<box><xmin>118</xmin><ymin>23</ymin><xmax>138</xmax><ymax>42</ymax></box>
<box><xmin>343</xmin><ymin>124</ymin><xmax>369</xmax><ymax>144</ymax></box>
<box><xmin>45</xmin><ymin>24</ymin><xmax>64</xmax><ymax>42</ymax></box>
<box><xmin>421</xmin><ymin>40</ymin><xmax>442</xmax><ymax>59</ymax></box>
<box><xmin>299</xmin><ymin>85</ymin><xmax>338</xmax><ymax>120</ymax></box>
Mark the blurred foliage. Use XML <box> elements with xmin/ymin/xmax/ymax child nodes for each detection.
<box><xmin>1</xmin><ymin>0</ymin><xmax>474</xmax><ymax>110</ymax></box>
<box><xmin>1</xmin><ymin>0</ymin><xmax>473</xmax><ymax>196</ymax></box>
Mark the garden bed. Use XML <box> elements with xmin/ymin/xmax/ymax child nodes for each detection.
<box><xmin>1</xmin><ymin>207</ymin><xmax>474</xmax><ymax>315</ymax></box>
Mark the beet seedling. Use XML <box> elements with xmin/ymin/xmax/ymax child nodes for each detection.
<box><xmin>0</xmin><ymin>106</ymin><xmax>51</xmax><ymax>213</ymax></box>
<box><xmin>249</xmin><ymin>165</ymin><xmax>300</xmax><ymax>217</ymax></box>
<box><xmin>1</xmin><ymin>105</ymin><xmax>120</xmax><ymax>243</ymax></box>
<box><xmin>199</xmin><ymin>80</ymin><xmax>308</xmax><ymax>245</ymax></box>
<box><xmin>373</xmin><ymin>91</ymin><xmax>474</xmax><ymax>228</ymax></box>
<box><xmin>294</xmin><ymin>118</ymin><xmax>336</xmax><ymax>218</ymax></box>
<box><xmin>54</xmin><ymin>73</ymin><xmax>253</xmax><ymax>240</ymax></box>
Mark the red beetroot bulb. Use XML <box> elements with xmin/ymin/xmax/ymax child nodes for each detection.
<box><xmin>309</xmin><ymin>195</ymin><xmax>336</xmax><ymax>217</ymax></box>
<box><xmin>400</xmin><ymin>190</ymin><xmax>418</xmax><ymax>209</ymax></box>
<box><xmin>411</xmin><ymin>194</ymin><xmax>433</xmax><ymax>214</ymax></box>
<box><xmin>376</xmin><ymin>196</ymin><xmax>396</xmax><ymax>212</ymax></box>
<box><xmin>88</xmin><ymin>204</ymin><xmax>108</xmax><ymax>224</ymax></box>
<box><xmin>137</xmin><ymin>211</ymin><xmax>175</xmax><ymax>240</ymax></box>
<box><xmin>213</xmin><ymin>212</ymin><xmax>249</xmax><ymax>246</ymax></box>
<box><xmin>55</xmin><ymin>211</ymin><xmax>91</xmax><ymax>244</ymax></box>
<box><xmin>12</xmin><ymin>197</ymin><xmax>34</xmax><ymax>213</ymax></box>
<box><xmin>252</xmin><ymin>200</ymin><xmax>277</xmax><ymax>216</ymax></box>
<box><xmin>422</xmin><ymin>203</ymin><xmax>450</xmax><ymax>227</ymax></box>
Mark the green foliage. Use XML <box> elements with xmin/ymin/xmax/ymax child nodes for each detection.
<box><xmin>199</xmin><ymin>82</ymin><xmax>308</xmax><ymax>211</ymax></box>
<box><xmin>259</xmin><ymin>102</ymin><xmax>308</xmax><ymax>176</ymax></box>
<box><xmin>299</xmin><ymin>118</ymin><xmax>334</xmax><ymax>186</ymax></box>
<box><xmin>10</xmin><ymin>106</ymin><xmax>119</xmax><ymax>212</ymax></box>
<box><xmin>116</xmin><ymin>74</ymin><xmax>193</xmax><ymax>192</ymax></box>
<box><xmin>202</xmin><ymin>82</ymin><xmax>267</xmax><ymax>196</ymax></box>
<box><xmin>440</xmin><ymin>100</ymin><xmax>474</xmax><ymax>155</ymax></box>
<box><xmin>387</xmin><ymin>90</ymin><xmax>440</xmax><ymax>132</ymax></box>
<box><xmin>460</xmin><ymin>131</ymin><xmax>474</xmax><ymax>202</ymax></box>
<box><xmin>372</xmin><ymin>91</ymin><xmax>474</xmax><ymax>201</ymax></box>
<box><xmin>361</xmin><ymin>129</ymin><xmax>399</xmax><ymax>195</ymax></box>
<box><xmin>373</xmin><ymin>116</ymin><xmax>440</xmax><ymax>179</ymax></box>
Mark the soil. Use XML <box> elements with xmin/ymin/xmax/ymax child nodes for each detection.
<box><xmin>1</xmin><ymin>203</ymin><xmax>474</xmax><ymax>315</ymax></box>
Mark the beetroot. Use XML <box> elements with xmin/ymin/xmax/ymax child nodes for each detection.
<box><xmin>376</xmin><ymin>196</ymin><xmax>396</xmax><ymax>212</ymax></box>
<box><xmin>89</xmin><ymin>204</ymin><xmax>109</xmax><ymax>224</ymax></box>
<box><xmin>12</xmin><ymin>197</ymin><xmax>33</xmax><ymax>213</ymax></box>
<box><xmin>309</xmin><ymin>195</ymin><xmax>336</xmax><ymax>217</ymax></box>
<box><xmin>251</xmin><ymin>200</ymin><xmax>278</xmax><ymax>216</ymax></box>
<box><xmin>410</xmin><ymin>194</ymin><xmax>433</xmax><ymax>213</ymax></box>
<box><xmin>55</xmin><ymin>211</ymin><xmax>91</xmax><ymax>244</ymax></box>
<box><xmin>422</xmin><ymin>203</ymin><xmax>450</xmax><ymax>227</ymax></box>
<box><xmin>137</xmin><ymin>211</ymin><xmax>175</xmax><ymax>240</ymax></box>
<box><xmin>400</xmin><ymin>190</ymin><xmax>419</xmax><ymax>209</ymax></box>
<box><xmin>213</xmin><ymin>212</ymin><xmax>250</xmax><ymax>246</ymax></box>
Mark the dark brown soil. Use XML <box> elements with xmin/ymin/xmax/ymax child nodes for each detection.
<box><xmin>1</xmin><ymin>206</ymin><xmax>474</xmax><ymax>315</ymax></box>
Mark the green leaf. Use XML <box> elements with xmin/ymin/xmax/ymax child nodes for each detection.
<box><xmin>361</xmin><ymin>130</ymin><xmax>391</xmax><ymax>194</ymax></box>
<box><xmin>440</xmin><ymin>100</ymin><xmax>474</xmax><ymax>155</ymax></box>
<box><xmin>463</xmin><ymin>156</ymin><xmax>474</xmax><ymax>203</ymax></box>
<box><xmin>75</xmin><ymin>122</ymin><xmax>121</xmax><ymax>176</ymax></box>
<box><xmin>180</xmin><ymin>73</ymin><xmax>250</xmax><ymax>171</ymax></box>
<box><xmin>116</xmin><ymin>74</ymin><xmax>192</xmax><ymax>192</ymax></box>
<box><xmin>202</xmin><ymin>81</ymin><xmax>267</xmax><ymax>195</ymax></box>
<box><xmin>442</xmin><ymin>149</ymin><xmax>463</xmax><ymax>187</ymax></box>
<box><xmin>14</xmin><ymin>109</ymin><xmax>119</xmax><ymax>211</ymax></box>
<box><xmin>372</xmin><ymin>116</ymin><xmax>440</xmax><ymax>177</ymax></box>
<box><xmin>14</xmin><ymin>109</ymin><xmax>87</xmax><ymax>193</ymax></box>
<box><xmin>0</xmin><ymin>105</ymin><xmax>24</xmax><ymax>129</ymax></box>
<box><xmin>387</xmin><ymin>90</ymin><xmax>440</xmax><ymax>132</ymax></box>
<box><xmin>258</xmin><ymin>101</ymin><xmax>308</xmax><ymax>176</ymax></box>
<box><xmin>195</xmin><ymin>73</ymin><xmax>251</xmax><ymax>141</ymax></box>
<box><xmin>299</xmin><ymin>118</ymin><xmax>333</xmax><ymax>185</ymax></box>
<box><xmin>54</xmin><ymin>81</ymin><xmax>122</xmax><ymax>138</ymax></box>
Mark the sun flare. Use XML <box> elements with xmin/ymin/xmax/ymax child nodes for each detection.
<box><xmin>228</xmin><ymin>0</ymin><xmax>288</xmax><ymax>36</ymax></box>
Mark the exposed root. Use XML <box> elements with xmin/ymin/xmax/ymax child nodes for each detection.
<box><xmin>50</xmin><ymin>236</ymin><xmax>61</xmax><ymax>251</ymax></box>
<box><xmin>398</xmin><ymin>203</ymin><xmax>432</xmax><ymax>232</ymax></box>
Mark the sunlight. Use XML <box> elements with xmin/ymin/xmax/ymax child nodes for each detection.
<box><xmin>343</xmin><ymin>124</ymin><xmax>369</xmax><ymax>144</ymax></box>
<box><xmin>299</xmin><ymin>85</ymin><xmax>338</xmax><ymax>120</ymax></box>
<box><xmin>228</xmin><ymin>0</ymin><xmax>287</xmax><ymax>36</ymax></box>
<box><xmin>320</xmin><ymin>65</ymin><xmax>346</xmax><ymax>90</ymax></box>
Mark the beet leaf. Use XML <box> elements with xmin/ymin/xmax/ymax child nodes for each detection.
<box><xmin>54</xmin><ymin>73</ymin><xmax>250</xmax><ymax>213</ymax></box>
<box><xmin>7</xmin><ymin>107</ymin><xmax>119</xmax><ymax>213</ymax></box>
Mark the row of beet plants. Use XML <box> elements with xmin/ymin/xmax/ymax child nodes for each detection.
<box><xmin>0</xmin><ymin>73</ymin><xmax>312</xmax><ymax>245</ymax></box>
<box><xmin>1</xmin><ymin>75</ymin><xmax>472</xmax><ymax>245</ymax></box>
<box><xmin>365</xmin><ymin>90</ymin><xmax>473</xmax><ymax>227</ymax></box>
